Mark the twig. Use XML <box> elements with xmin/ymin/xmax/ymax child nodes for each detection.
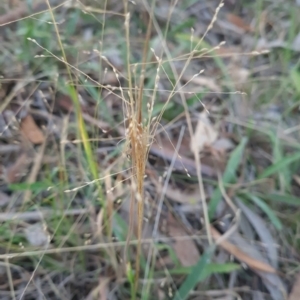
<box><xmin>0</xmin><ymin>234</ymin><xmax>207</xmax><ymax>259</ymax></box>
<box><xmin>143</xmin><ymin>126</ymin><xmax>186</xmax><ymax>295</ymax></box>
<box><xmin>23</xmin><ymin>140</ymin><xmax>47</xmax><ymax>202</ymax></box>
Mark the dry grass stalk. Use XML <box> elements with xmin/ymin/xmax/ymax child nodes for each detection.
<box><xmin>122</xmin><ymin>1</ymin><xmax>152</xmax><ymax>296</ymax></box>
<box><xmin>126</xmin><ymin>117</ymin><xmax>148</xmax><ymax>290</ymax></box>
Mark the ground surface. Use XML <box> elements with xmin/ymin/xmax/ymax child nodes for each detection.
<box><xmin>0</xmin><ymin>1</ymin><xmax>300</xmax><ymax>300</ymax></box>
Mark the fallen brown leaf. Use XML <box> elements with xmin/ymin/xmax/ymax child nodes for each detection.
<box><xmin>21</xmin><ymin>114</ymin><xmax>45</xmax><ymax>144</ymax></box>
<box><xmin>226</xmin><ymin>13</ymin><xmax>253</xmax><ymax>32</ymax></box>
<box><xmin>182</xmin><ymin>74</ymin><xmax>221</xmax><ymax>93</ymax></box>
<box><xmin>293</xmin><ymin>175</ymin><xmax>300</xmax><ymax>187</ymax></box>
<box><xmin>289</xmin><ymin>273</ymin><xmax>300</xmax><ymax>300</ymax></box>
<box><xmin>190</xmin><ymin>111</ymin><xmax>218</xmax><ymax>153</ymax></box>
<box><xmin>5</xmin><ymin>152</ymin><xmax>30</xmax><ymax>183</ymax></box>
<box><xmin>210</xmin><ymin>226</ymin><xmax>277</xmax><ymax>274</ymax></box>
<box><xmin>168</xmin><ymin>214</ymin><xmax>200</xmax><ymax>267</ymax></box>
<box><xmin>217</xmin><ymin>217</ymin><xmax>287</xmax><ymax>300</ymax></box>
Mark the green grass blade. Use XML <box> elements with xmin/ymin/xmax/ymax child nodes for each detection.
<box><xmin>290</xmin><ymin>68</ymin><xmax>300</xmax><ymax>95</ymax></box>
<box><xmin>112</xmin><ymin>213</ymin><xmax>129</xmax><ymax>242</ymax></box>
<box><xmin>173</xmin><ymin>246</ymin><xmax>215</xmax><ymax>300</ymax></box>
<box><xmin>261</xmin><ymin>193</ymin><xmax>300</xmax><ymax>206</ymax></box>
<box><xmin>9</xmin><ymin>181</ymin><xmax>52</xmax><ymax>192</ymax></box>
<box><xmin>246</xmin><ymin>194</ymin><xmax>282</xmax><ymax>231</ymax></box>
<box><xmin>258</xmin><ymin>151</ymin><xmax>300</xmax><ymax>179</ymax></box>
<box><xmin>269</xmin><ymin>132</ymin><xmax>290</xmax><ymax>191</ymax></box>
<box><xmin>66</xmin><ymin>85</ymin><xmax>99</xmax><ymax>181</ymax></box>
<box><xmin>167</xmin><ymin>262</ymin><xmax>240</xmax><ymax>276</ymax></box>
<box><xmin>222</xmin><ymin>137</ymin><xmax>248</xmax><ymax>182</ymax></box>
<box><xmin>198</xmin><ymin>262</ymin><xmax>240</xmax><ymax>282</ymax></box>
<box><xmin>208</xmin><ymin>137</ymin><xmax>248</xmax><ymax>218</ymax></box>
